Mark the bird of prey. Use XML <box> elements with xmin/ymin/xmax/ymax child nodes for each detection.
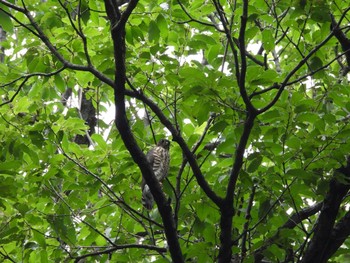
<box><xmin>141</xmin><ymin>139</ymin><xmax>170</xmax><ymax>210</ymax></box>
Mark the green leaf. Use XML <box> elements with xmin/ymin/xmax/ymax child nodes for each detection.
<box><xmin>33</xmin><ymin>230</ymin><xmax>46</xmax><ymax>248</ymax></box>
<box><xmin>285</xmin><ymin>136</ymin><xmax>301</xmax><ymax>149</ymax></box>
<box><xmin>286</xmin><ymin>169</ymin><xmax>310</xmax><ymax>179</ymax></box>
<box><xmin>91</xmin><ymin>133</ymin><xmax>107</xmax><ymax>149</ymax></box>
<box><xmin>310</xmin><ymin>5</ymin><xmax>330</xmax><ymax>23</ymax></box>
<box><xmin>54</xmin><ymin>75</ymin><xmax>66</xmax><ymax>93</ymax></box>
<box><xmin>148</xmin><ymin>20</ymin><xmax>160</xmax><ymax>42</ymax></box>
<box><xmin>309</xmin><ymin>56</ymin><xmax>323</xmax><ymax>71</ymax></box>
<box><xmin>40</xmin><ymin>250</ymin><xmax>48</xmax><ymax>263</ymax></box>
<box><xmin>262</xmin><ymin>29</ymin><xmax>274</xmax><ymax>52</ymax></box>
<box><xmin>156</xmin><ymin>14</ymin><xmax>168</xmax><ymax>38</ymax></box>
<box><xmin>179</xmin><ymin>67</ymin><xmax>207</xmax><ymax>86</ymax></box>
<box><xmin>247</xmin><ymin>154</ymin><xmax>263</xmax><ymax>173</ymax></box>
<box><xmin>296</xmin><ymin>112</ymin><xmax>319</xmax><ymax>124</ymax></box>
<box><xmin>0</xmin><ymin>9</ymin><xmax>13</xmax><ymax>33</ymax></box>
<box><xmin>88</xmin><ymin>0</ymin><xmax>99</xmax><ymax>25</ymax></box>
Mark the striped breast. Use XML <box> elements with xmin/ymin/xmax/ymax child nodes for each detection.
<box><xmin>152</xmin><ymin>146</ymin><xmax>170</xmax><ymax>182</ymax></box>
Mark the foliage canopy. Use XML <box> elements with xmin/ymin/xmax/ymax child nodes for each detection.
<box><xmin>1</xmin><ymin>0</ymin><xmax>350</xmax><ymax>262</ymax></box>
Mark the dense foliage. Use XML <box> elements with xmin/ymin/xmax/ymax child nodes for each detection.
<box><xmin>1</xmin><ymin>0</ymin><xmax>350</xmax><ymax>262</ymax></box>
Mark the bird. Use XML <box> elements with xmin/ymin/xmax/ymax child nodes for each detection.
<box><xmin>141</xmin><ymin>139</ymin><xmax>170</xmax><ymax>210</ymax></box>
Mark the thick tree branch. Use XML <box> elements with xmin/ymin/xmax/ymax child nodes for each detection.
<box><xmin>111</xmin><ymin>0</ymin><xmax>139</xmax><ymax>31</ymax></box>
<box><xmin>331</xmin><ymin>14</ymin><xmax>350</xmax><ymax>69</ymax></box>
<box><xmin>216</xmin><ymin>2</ymin><xmax>260</xmax><ymax>261</ymax></box>
<box><xmin>103</xmin><ymin>1</ymin><xmax>184</xmax><ymax>262</ymax></box>
<box><xmin>238</xmin><ymin>0</ymin><xmax>256</xmax><ymax>112</ymax></box>
<box><xmin>218</xmin><ymin>112</ymin><xmax>256</xmax><ymax>263</ymax></box>
<box><xmin>322</xmin><ymin>210</ymin><xmax>350</xmax><ymax>260</ymax></box>
<box><xmin>301</xmin><ymin>159</ymin><xmax>350</xmax><ymax>263</ymax></box>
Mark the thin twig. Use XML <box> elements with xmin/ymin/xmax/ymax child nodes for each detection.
<box><xmin>74</xmin><ymin>244</ymin><xmax>167</xmax><ymax>262</ymax></box>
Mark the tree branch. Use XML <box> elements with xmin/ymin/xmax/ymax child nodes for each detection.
<box><xmin>212</xmin><ymin>0</ymin><xmax>241</xmax><ymax>87</ymax></box>
<box><xmin>0</xmin><ymin>249</ymin><xmax>16</xmax><ymax>263</ymax></box>
<box><xmin>0</xmin><ymin>76</ymin><xmax>29</xmax><ymax>107</ymax></box>
<box><xmin>322</xmin><ymin>209</ymin><xmax>350</xmax><ymax>260</ymax></box>
<box><xmin>57</xmin><ymin>0</ymin><xmax>92</xmax><ymax>66</ymax></box>
<box><xmin>218</xmin><ymin>112</ymin><xmax>256</xmax><ymax>263</ymax></box>
<box><xmin>125</xmin><ymin>87</ymin><xmax>224</xmax><ymax>207</ymax></box>
<box><xmin>110</xmin><ymin>0</ymin><xmax>139</xmax><ymax>32</ymax></box>
<box><xmin>73</xmin><ymin>244</ymin><xmax>167</xmax><ymax>263</ymax></box>
<box><xmin>331</xmin><ymin>14</ymin><xmax>350</xmax><ymax>69</ymax></box>
<box><xmin>175</xmin><ymin>0</ymin><xmax>222</xmax><ymax>30</ymax></box>
<box><xmin>241</xmin><ymin>185</ymin><xmax>256</xmax><ymax>259</ymax></box>
<box><xmin>103</xmin><ymin>1</ymin><xmax>184</xmax><ymax>261</ymax></box>
<box><xmin>238</xmin><ymin>0</ymin><xmax>256</xmax><ymax>112</ymax></box>
<box><xmin>301</xmin><ymin>159</ymin><xmax>350</xmax><ymax>263</ymax></box>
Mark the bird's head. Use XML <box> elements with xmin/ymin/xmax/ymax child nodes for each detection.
<box><xmin>157</xmin><ymin>138</ymin><xmax>170</xmax><ymax>150</ymax></box>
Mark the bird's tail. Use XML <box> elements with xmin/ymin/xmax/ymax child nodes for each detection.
<box><xmin>142</xmin><ymin>184</ymin><xmax>154</xmax><ymax>210</ymax></box>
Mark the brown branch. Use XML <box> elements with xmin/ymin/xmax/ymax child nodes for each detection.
<box><xmin>301</xmin><ymin>159</ymin><xmax>350</xmax><ymax>263</ymax></box>
<box><xmin>0</xmin><ymin>67</ymin><xmax>66</xmax><ymax>89</ymax></box>
<box><xmin>0</xmin><ymin>6</ymin><xmax>39</xmax><ymax>37</ymax></box>
<box><xmin>322</xmin><ymin>210</ymin><xmax>350</xmax><ymax>260</ymax></box>
<box><xmin>331</xmin><ymin>14</ymin><xmax>350</xmax><ymax>68</ymax></box>
<box><xmin>285</xmin><ymin>47</ymin><xmax>350</xmax><ymax>86</ymax></box>
<box><xmin>214</xmin><ymin>2</ymin><xmax>259</xmax><ymax>261</ymax></box>
<box><xmin>110</xmin><ymin>0</ymin><xmax>139</xmax><ymax>32</ymax></box>
<box><xmin>103</xmin><ymin>0</ymin><xmax>184</xmax><ymax>261</ymax></box>
<box><xmin>249</xmin><ymin>83</ymin><xmax>280</xmax><ymax>99</ymax></box>
<box><xmin>237</xmin><ymin>0</ymin><xmax>256</xmax><ymax>113</ymax></box>
<box><xmin>218</xmin><ymin>112</ymin><xmax>256</xmax><ymax>263</ymax></box>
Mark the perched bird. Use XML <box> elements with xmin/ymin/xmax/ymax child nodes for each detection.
<box><xmin>141</xmin><ymin>139</ymin><xmax>170</xmax><ymax>210</ymax></box>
